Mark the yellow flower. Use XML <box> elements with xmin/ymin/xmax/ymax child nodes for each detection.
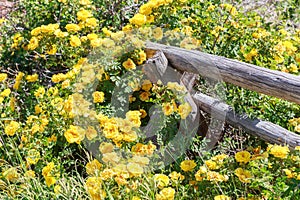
<box><xmin>235</xmin><ymin>151</ymin><xmax>251</xmax><ymax>163</ymax></box>
<box><xmin>99</xmin><ymin>142</ymin><xmax>114</xmax><ymax>154</ymax></box>
<box><xmin>34</xmin><ymin>87</ymin><xmax>45</xmax><ymax>98</ymax></box>
<box><xmin>26</xmin><ymin>149</ymin><xmax>40</xmax><ymax>165</ymax></box>
<box><xmin>162</xmin><ymin>102</ymin><xmax>176</xmax><ymax>116</ymax></box>
<box><xmin>26</xmin><ymin>74</ymin><xmax>39</xmax><ymax>82</ymax></box>
<box><xmin>195</xmin><ymin>166</ymin><xmax>207</xmax><ymax>181</ymax></box>
<box><xmin>51</xmin><ymin>73</ymin><xmax>67</xmax><ymax>83</ymax></box>
<box><xmin>139</xmin><ymin>4</ymin><xmax>152</xmax><ymax>15</ymax></box>
<box><xmin>126</xmin><ymin>110</ymin><xmax>141</xmax><ymax>127</ymax></box>
<box><xmin>102</xmin><ymin>119</ymin><xmax>120</xmax><ymax>139</ymax></box>
<box><xmin>3</xmin><ymin>167</ymin><xmax>19</xmax><ymax>182</ymax></box>
<box><xmin>27</xmin><ymin>37</ymin><xmax>39</xmax><ymax>50</ymax></box>
<box><xmin>54</xmin><ymin>29</ymin><xmax>69</xmax><ymax>38</ymax></box>
<box><xmin>180</xmin><ymin>160</ymin><xmax>197</xmax><ymax>172</ymax></box>
<box><xmin>142</xmin><ymin>79</ymin><xmax>152</xmax><ymax>91</ymax></box>
<box><xmin>54</xmin><ymin>185</ymin><xmax>61</xmax><ymax>194</ymax></box>
<box><xmin>155</xmin><ymin>187</ymin><xmax>175</xmax><ymax>200</ymax></box>
<box><xmin>47</xmin><ymin>44</ymin><xmax>57</xmax><ymax>55</ymax></box>
<box><xmin>85</xmin><ymin>18</ymin><xmax>98</xmax><ymax>28</ymax></box>
<box><xmin>102</xmin><ymin>152</ymin><xmax>120</xmax><ymax>164</ymax></box>
<box><xmin>0</xmin><ymin>88</ymin><xmax>11</xmax><ymax>97</ymax></box>
<box><xmin>24</xmin><ymin>170</ymin><xmax>35</xmax><ymax>178</ymax></box>
<box><xmin>154</xmin><ymin>174</ymin><xmax>169</xmax><ymax>188</ymax></box>
<box><xmin>66</xmin><ymin>24</ymin><xmax>80</xmax><ymax>32</ymax></box>
<box><xmin>86</xmin><ymin>177</ymin><xmax>106</xmax><ymax>199</ymax></box>
<box><xmin>45</xmin><ymin>176</ymin><xmax>57</xmax><ymax>187</ymax></box>
<box><xmin>64</xmin><ymin>125</ymin><xmax>85</xmax><ymax>144</ymax></box>
<box><xmin>289</xmin><ymin>63</ymin><xmax>298</xmax><ymax>73</ymax></box>
<box><xmin>211</xmin><ymin>154</ymin><xmax>229</xmax><ymax>162</ymax></box>
<box><xmin>70</xmin><ymin>35</ymin><xmax>81</xmax><ymax>47</ymax></box>
<box><xmin>178</xmin><ymin>102</ymin><xmax>192</xmax><ymax>119</ymax></box>
<box><xmin>295</xmin><ymin>146</ymin><xmax>300</xmax><ymax>151</ymax></box>
<box><xmin>87</xmin><ymin>33</ymin><xmax>98</xmax><ymax>40</ymax></box>
<box><xmin>235</xmin><ymin>168</ymin><xmax>252</xmax><ymax>183</ymax></box>
<box><xmin>0</xmin><ymin>73</ymin><xmax>7</xmax><ymax>82</ymax></box>
<box><xmin>86</xmin><ymin>159</ymin><xmax>102</xmax><ymax>175</ymax></box>
<box><xmin>283</xmin><ymin>169</ymin><xmax>294</xmax><ymax>179</ymax></box>
<box><xmin>42</xmin><ymin>162</ymin><xmax>55</xmax><ymax>177</ymax></box>
<box><xmin>77</xmin><ymin>9</ymin><xmax>93</xmax><ymax>21</ymax></box>
<box><xmin>79</xmin><ymin>0</ymin><xmax>91</xmax><ymax>6</ymax></box>
<box><xmin>130</xmin><ymin>155</ymin><xmax>150</xmax><ymax>166</ymax></box>
<box><xmin>132</xmin><ymin>196</ymin><xmax>141</xmax><ymax>200</ymax></box>
<box><xmin>214</xmin><ymin>195</ymin><xmax>231</xmax><ymax>200</ymax></box>
<box><xmin>129</xmin><ymin>13</ymin><xmax>147</xmax><ymax>26</ymax></box>
<box><xmin>4</xmin><ymin>121</ymin><xmax>20</xmax><ymax>136</ymax></box>
<box><xmin>139</xmin><ymin>91</ymin><xmax>150</xmax><ymax>101</ymax></box>
<box><xmin>137</xmin><ymin>50</ymin><xmax>147</xmax><ymax>65</ymax></box>
<box><xmin>90</xmin><ymin>38</ymin><xmax>102</xmax><ymax>48</ymax></box>
<box><xmin>127</xmin><ymin>162</ymin><xmax>144</xmax><ymax>177</ymax></box>
<box><xmin>206</xmin><ymin>171</ymin><xmax>228</xmax><ymax>182</ymax></box>
<box><xmin>86</xmin><ymin>126</ymin><xmax>97</xmax><ymax>140</ymax></box>
<box><xmin>139</xmin><ymin>109</ymin><xmax>147</xmax><ymax>118</ymax></box>
<box><xmin>169</xmin><ymin>171</ymin><xmax>184</xmax><ymax>181</ymax></box>
<box><xmin>102</xmin><ymin>27</ymin><xmax>112</xmax><ymax>36</ymax></box>
<box><xmin>110</xmin><ymin>31</ymin><xmax>124</xmax><ymax>41</ymax></box>
<box><xmin>122</xmin><ymin>58</ymin><xmax>136</xmax><ymax>70</ymax></box>
<box><xmin>205</xmin><ymin>160</ymin><xmax>218</xmax><ymax>170</ymax></box>
<box><xmin>269</xmin><ymin>145</ymin><xmax>289</xmax><ymax>159</ymax></box>
<box><xmin>93</xmin><ymin>91</ymin><xmax>105</xmax><ymax>103</ymax></box>
<box><xmin>153</xmin><ymin>27</ymin><xmax>163</xmax><ymax>40</ymax></box>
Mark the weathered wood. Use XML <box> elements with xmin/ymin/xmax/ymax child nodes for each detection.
<box><xmin>146</xmin><ymin>42</ymin><xmax>300</xmax><ymax>104</ymax></box>
<box><xmin>193</xmin><ymin>92</ymin><xmax>300</xmax><ymax>148</ymax></box>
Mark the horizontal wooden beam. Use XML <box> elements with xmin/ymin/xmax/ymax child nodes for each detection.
<box><xmin>193</xmin><ymin>92</ymin><xmax>300</xmax><ymax>148</ymax></box>
<box><xmin>146</xmin><ymin>42</ymin><xmax>300</xmax><ymax>104</ymax></box>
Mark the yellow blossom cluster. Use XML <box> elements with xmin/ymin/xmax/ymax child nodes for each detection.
<box><xmin>289</xmin><ymin>117</ymin><xmax>300</xmax><ymax>132</ymax></box>
<box><xmin>42</xmin><ymin>162</ymin><xmax>57</xmax><ymax>187</ymax></box>
<box><xmin>130</xmin><ymin>0</ymin><xmax>174</xmax><ymax>26</ymax></box>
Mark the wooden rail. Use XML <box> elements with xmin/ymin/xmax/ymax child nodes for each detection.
<box><xmin>143</xmin><ymin>44</ymin><xmax>300</xmax><ymax>148</ymax></box>
<box><xmin>193</xmin><ymin>92</ymin><xmax>300</xmax><ymax>148</ymax></box>
<box><xmin>146</xmin><ymin>42</ymin><xmax>300</xmax><ymax>105</ymax></box>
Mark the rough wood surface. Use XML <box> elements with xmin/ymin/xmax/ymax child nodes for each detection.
<box><xmin>193</xmin><ymin>92</ymin><xmax>300</xmax><ymax>148</ymax></box>
<box><xmin>146</xmin><ymin>42</ymin><xmax>300</xmax><ymax>104</ymax></box>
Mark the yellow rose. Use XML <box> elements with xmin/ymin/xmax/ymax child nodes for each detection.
<box><xmin>180</xmin><ymin>160</ymin><xmax>197</xmax><ymax>172</ymax></box>
<box><xmin>0</xmin><ymin>73</ymin><xmax>7</xmax><ymax>82</ymax></box>
<box><xmin>127</xmin><ymin>163</ymin><xmax>144</xmax><ymax>177</ymax></box>
<box><xmin>64</xmin><ymin>125</ymin><xmax>85</xmax><ymax>144</ymax></box>
<box><xmin>129</xmin><ymin>13</ymin><xmax>147</xmax><ymax>26</ymax></box>
<box><xmin>99</xmin><ymin>142</ymin><xmax>114</xmax><ymax>154</ymax></box>
<box><xmin>77</xmin><ymin>9</ymin><xmax>93</xmax><ymax>21</ymax></box>
<box><xmin>235</xmin><ymin>168</ymin><xmax>252</xmax><ymax>183</ymax></box>
<box><xmin>269</xmin><ymin>145</ymin><xmax>290</xmax><ymax>159</ymax></box>
<box><xmin>27</xmin><ymin>37</ymin><xmax>39</xmax><ymax>50</ymax></box>
<box><xmin>235</xmin><ymin>151</ymin><xmax>251</xmax><ymax>163</ymax></box>
<box><xmin>26</xmin><ymin>74</ymin><xmax>39</xmax><ymax>82</ymax></box>
<box><xmin>178</xmin><ymin>102</ymin><xmax>192</xmax><ymax>119</ymax></box>
<box><xmin>4</xmin><ymin>121</ymin><xmax>20</xmax><ymax>136</ymax></box>
<box><xmin>214</xmin><ymin>195</ymin><xmax>231</xmax><ymax>200</ymax></box>
<box><xmin>122</xmin><ymin>58</ymin><xmax>136</xmax><ymax>70</ymax></box>
<box><xmin>156</xmin><ymin>187</ymin><xmax>175</xmax><ymax>200</ymax></box>
<box><xmin>70</xmin><ymin>35</ymin><xmax>81</xmax><ymax>47</ymax></box>
<box><xmin>92</xmin><ymin>91</ymin><xmax>105</xmax><ymax>103</ymax></box>
<box><xmin>154</xmin><ymin>174</ymin><xmax>169</xmax><ymax>188</ymax></box>
<box><xmin>86</xmin><ymin>126</ymin><xmax>97</xmax><ymax>140</ymax></box>
<box><xmin>126</xmin><ymin>110</ymin><xmax>141</xmax><ymax>127</ymax></box>
<box><xmin>86</xmin><ymin>159</ymin><xmax>102</xmax><ymax>175</ymax></box>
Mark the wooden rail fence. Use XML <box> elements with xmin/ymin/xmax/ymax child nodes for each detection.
<box><xmin>144</xmin><ymin>42</ymin><xmax>300</xmax><ymax>149</ymax></box>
